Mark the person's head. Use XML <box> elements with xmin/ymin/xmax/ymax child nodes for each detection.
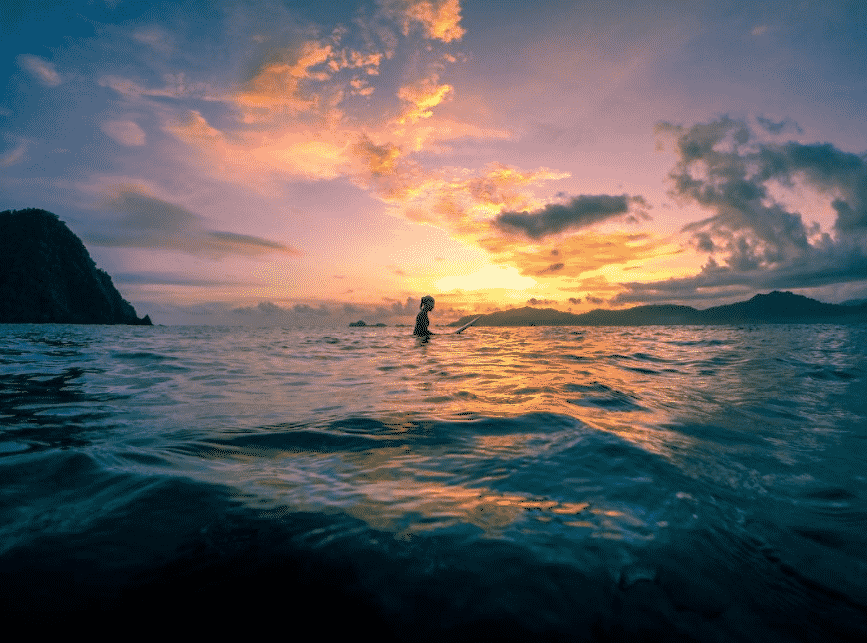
<box><xmin>420</xmin><ymin>295</ymin><xmax>435</xmax><ymax>312</ymax></box>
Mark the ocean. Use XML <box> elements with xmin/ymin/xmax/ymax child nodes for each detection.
<box><xmin>1</xmin><ymin>323</ymin><xmax>866</xmax><ymax>640</ymax></box>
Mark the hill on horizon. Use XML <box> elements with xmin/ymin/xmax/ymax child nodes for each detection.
<box><xmin>448</xmin><ymin>291</ymin><xmax>867</xmax><ymax>327</ymax></box>
<box><xmin>1</xmin><ymin>208</ymin><xmax>151</xmax><ymax>325</ymax></box>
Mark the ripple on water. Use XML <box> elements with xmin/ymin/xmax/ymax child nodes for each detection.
<box><xmin>0</xmin><ymin>323</ymin><xmax>866</xmax><ymax>637</ymax></box>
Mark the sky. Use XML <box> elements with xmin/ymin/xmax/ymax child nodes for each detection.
<box><xmin>2</xmin><ymin>0</ymin><xmax>866</xmax><ymax>325</ymax></box>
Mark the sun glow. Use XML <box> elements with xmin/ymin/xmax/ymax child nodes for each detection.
<box><xmin>435</xmin><ymin>265</ymin><xmax>536</xmax><ymax>291</ymax></box>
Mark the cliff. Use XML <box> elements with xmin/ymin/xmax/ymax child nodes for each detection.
<box><xmin>449</xmin><ymin>291</ymin><xmax>867</xmax><ymax>327</ymax></box>
<box><xmin>0</xmin><ymin>208</ymin><xmax>152</xmax><ymax>325</ymax></box>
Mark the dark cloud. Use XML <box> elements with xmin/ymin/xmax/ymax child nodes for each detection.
<box><xmin>293</xmin><ymin>303</ymin><xmax>331</xmax><ymax>316</ymax></box>
<box><xmin>527</xmin><ymin>298</ymin><xmax>557</xmax><ymax>306</ymax></box>
<box><xmin>226</xmin><ymin>299</ymin><xmax>422</xmax><ymax>323</ymax></box>
<box><xmin>207</xmin><ymin>231</ymin><xmax>293</xmax><ymax>252</ymax></box>
<box><xmin>532</xmin><ymin>262</ymin><xmax>565</xmax><ymax>275</ymax></box>
<box><xmin>87</xmin><ymin>187</ymin><xmax>301</xmax><ymax>258</ymax></box>
<box><xmin>256</xmin><ymin>301</ymin><xmax>283</xmax><ymax>315</ymax></box>
<box><xmin>113</xmin><ymin>271</ymin><xmax>249</xmax><ymax>287</ymax></box>
<box><xmin>568</xmin><ymin>297</ymin><xmax>581</xmax><ymax>305</ymax></box>
<box><xmin>756</xmin><ymin>115</ymin><xmax>803</xmax><ymax>135</ymax></box>
<box><xmin>585</xmin><ymin>296</ymin><xmax>605</xmax><ymax>305</ymax></box>
<box><xmin>385</xmin><ymin>296</ymin><xmax>417</xmax><ymax>315</ymax></box>
<box><xmin>233</xmin><ymin>301</ymin><xmax>288</xmax><ymax>315</ymax></box>
<box><xmin>232</xmin><ymin>302</ymin><xmax>333</xmax><ymax>317</ymax></box>
<box><xmin>618</xmin><ymin>117</ymin><xmax>867</xmax><ymax>304</ymax></box>
<box><xmin>492</xmin><ymin>194</ymin><xmax>649</xmax><ymax>240</ymax></box>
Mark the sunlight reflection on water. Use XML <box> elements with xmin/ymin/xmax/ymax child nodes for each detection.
<box><xmin>2</xmin><ymin>323</ymin><xmax>866</xmax><ymax>636</ymax></box>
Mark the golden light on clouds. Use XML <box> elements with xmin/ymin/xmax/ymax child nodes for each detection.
<box><xmin>9</xmin><ymin>0</ymin><xmax>866</xmax><ymax>324</ymax></box>
<box><xmin>379</xmin><ymin>0</ymin><xmax>466</xmax><ymax>43</ymax></box>
<box><xmin>397</xmin><ymin>75</ymin><xmax>453</xmax><ymax>124</ymax></box>
<box><xmin>234</xmin><ymin>41</ymin><xmax>334</xmax><ymax>119</ymax></box>
<box><xmin>436</xmin><ymin>265</ymin><xmax>537</xmax><ymax>292</ymax></box>
<box><xmin>93</xmin><ymin>0</ymin><xmax>681</xmax><ymax>315</ymax></box>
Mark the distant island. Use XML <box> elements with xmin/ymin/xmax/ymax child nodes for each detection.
<box><xmin>349</xmin><ymin>320</ymin><xmax>387</xmax><ymax>327</ymax></box>
<box><xmin>0</xmin><ymin>208</ymin><xmax>152</xmax><ymax>325</ymax></box>
<box><xmin>448</xmin><ymin>291</ymin><xmax>867</xmax><ymax>327</ymax></box>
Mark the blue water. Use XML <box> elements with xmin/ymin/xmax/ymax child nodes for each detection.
<box><xmin>1</xmin><ymin>323</ymin><xmax>866</xmax><ymax>640</ymax></box>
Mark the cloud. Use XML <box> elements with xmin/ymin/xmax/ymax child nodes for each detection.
<box><xmin>615</xmin><ymin>117</ymin><xmax>867</xmax><ymax>304</ymax></box>
<box><xmin>293</xmin><ymin>303</ymin><xmax>332</xmax><ymax>316</ymax></box>
<box><xmin>384</xmin><ymin>296</ymin><xmax>418</xmax><ymax>315</ymax></box>
<box><xmin>165</xmin><ymin>109</ymin><xmax>349</xmax><ymax>185</ymax></box>
<box><xmin>354</xmin><ymin>135</ymin><xmax>403</xmax><ymax>177</ymax></box>
<box><xmin>349</xmin><ymin>146</ymin><xmax>665</xmax><ymax>289</ymax></box>
<box><xmin>436</xmin><ymin>265</ymin><xmax>536</xmax><ymax>291</ymax></box>
<box><xmin>99</xmin><ymin>73</ymin><xmax>222</xmax><ymax>102</ymax></box>
<box><xmin>87</xmin><ymin>185</ymin><xmax>301</xmax><ymax>258</ymax></box>
<box><xmin>113</xmin><ymin>272</ymin><xmax>248</xmax><ymax>287</ymax></box>
<box><xmin>379</xmin><ymin>0</ymin><xmax>465</xmax><ymax>42</ymax></box>
<box><xmin>353</xmin><ymin>144</ymin><xmax>556</xmax><ymax>237</ymax></box>
<box><xmin>207</xmin><ymin>230</ymin><xmax>294</xmax><ymax>252</ymax></box>
<box><xmin>234</xmin><ymin>301</ymin><xmax>288</xmax><ymax>315</ymax></box>
<box><xmin>397</xmin><ymin>74</ymin><xmax>453</xmax><ymax>124</ymax></box>
<box><xmin>16</xmin><ymin>54</ymin><xmax>61</xmax><ymax>86</ymax></box>
<box><xmin>101</xmin><ymin>120</ymin><xmax>147</xmax><ymax>146</ymax></box>
<box><xmin>756</xmin><ymin>115</ymin><xmax>802</xmax><ymax>135</ymax></box>
<box><xmin>132</xmin><ymin>27</ymin><xmax>174</xmax><ymax>56</ymax></box>
<box><xmin>489</xmin><ymin>230</ymin><xmax>671</xmax><ymax>280</ymax></box>
<box><xmin>234</xmin><ymin>40</ymin><xmax>335</xmax><ymax>120</ymax></box>
<box><xmin>493</xmin><ymin>194</ymin><xmax>649</xmax><ymax>240</ymax></box>
<box><xmin>228</xmin><ymin>33</ymin><xmax>388</xmax><ymax>125</ymax></box>
<box><xmin>0</xmin><ymin>136</ymin><xmax>28</xmax><ymax>167</ymax></box>
<box><xmin>88</xmin><ymin>11</ymin><xmax>497</xmax><ymax>202</ymax></box>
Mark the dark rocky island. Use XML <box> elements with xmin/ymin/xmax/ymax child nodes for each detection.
<box><xmin>449</xmin><ymin>291</ymin><xmax>867</xmax><ymax>327</ymax></box>
<box><xmin>349</xmin><ymin>320</ymin><xmax>386</xmax><ymax>327</ymax></box>
<box><xmin>0</xmin><ymin>208</ymin><xmax>151</xmax><ymax>325</ymax></box>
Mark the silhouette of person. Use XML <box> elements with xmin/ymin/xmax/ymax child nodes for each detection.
<box><xmin>413</xmin><ymin>295</ymin><xmax>435</xmax><ymax>337</ymax></box>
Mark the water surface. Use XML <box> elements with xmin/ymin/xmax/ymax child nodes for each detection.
<box><xmin>2</xmin><ymin>323</ymin><xmax>865</xmax><ymax>640</ymax></box>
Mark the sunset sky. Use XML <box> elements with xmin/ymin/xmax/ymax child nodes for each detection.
<box><xmin>2</xmin><ymin>0</ymin><xmax>866</xmax><ymax>325</ymax></box>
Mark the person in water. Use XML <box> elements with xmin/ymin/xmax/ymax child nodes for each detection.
<box><xmin>413</xmin><ymin>295</ymin><xmax>435</xmax><ymax>337</ymax></box>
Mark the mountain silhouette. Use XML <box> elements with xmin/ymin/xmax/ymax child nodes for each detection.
<box><xmin>449</xmin><ymin>291</ymin><xmax>867</xmax><ymax>327</ymax></box>
<box><xmin>1</xmin><ymin>208</ymin><xmax>151</xmax><ymax>325</ymax></box>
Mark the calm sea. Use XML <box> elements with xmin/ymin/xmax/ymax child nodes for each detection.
<box><xmin>2</xmin><ymin>323</ymin><xmax>866</xmax><ymax>640</ymax></box>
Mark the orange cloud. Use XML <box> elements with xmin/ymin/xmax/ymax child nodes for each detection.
<box><xmin>234</xmin><ymin>41</ymin><xmax>335</xmax><ymax>121</ymax></box>
<box><xmin>165</xmin><ymin>109</ymin><xmax>350</xmax><ymax>187</ymax></box>
<box><xmin>165</xmin><ymin>110</ymin><xmax>223</xmax><ymax>145</ymax></box>
<box><xmin>488</xmin><ymin>231</ymin><xmax>669</xmax><ymax>280</ymax></box>
<box><xmin>397</xmin><ymin>74</ymin><xmax>453</xmax><ymax>124</ymax></box>
<box><xmin>379</xmin><ymin>0</ymin><xmax>465</xmax><ymax>43</ymax></box>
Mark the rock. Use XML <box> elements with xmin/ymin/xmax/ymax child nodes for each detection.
<box><xmin>0</xmin><ymin>208</ymin><xmax>152</xmax><ymax>325</ymax></box>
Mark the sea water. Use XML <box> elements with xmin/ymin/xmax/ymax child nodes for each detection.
<box><xmin>1</xmin><ymin>323</ymin><xmax>866</xmax><ymax>640</ymax></box>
